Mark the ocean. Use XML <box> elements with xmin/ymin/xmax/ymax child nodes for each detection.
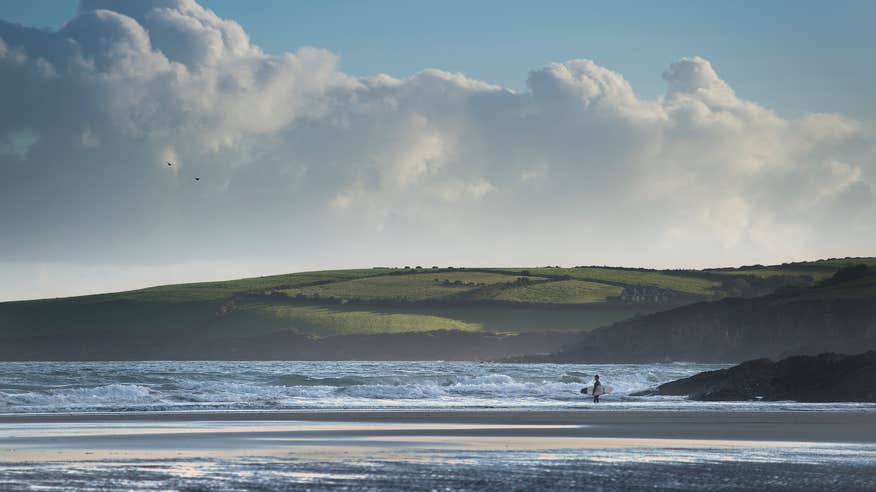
<box><xmin>3</xmin><ymin>360</ymin><xmax>875</xmax><ymax>414</ymax></box>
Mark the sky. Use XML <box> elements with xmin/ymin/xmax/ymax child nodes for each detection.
<box><xmin>0</xmin><ymin>0</ymin><xmax>874</xmax><ymax>300</ymax></box>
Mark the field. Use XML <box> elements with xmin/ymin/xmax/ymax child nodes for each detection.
<box><xmin>99</xmin><ymin>269</ymin><xmax>395</xmax><ymax>303</ymax></box>
<box><xmin>497</xmin><ymin>267</ymin><xmax>722</xmax><ymax>297</ymax></box>
<box><xmin>223</xmin><ymin>302</ymin><xmax>482</xmax><ymax>336</ymax></box>
<box><xmin>476</xmin><ymin>279</ymin><xmax>623</xmax><ymax>304</ymax></box>
<box><xmin>210</xmin><ymin>301</ymin><xmax>643</xmax><ymax>337</ymax></box>
<box><xmin>281</xmin><ymin>272</ymin><xmax>545</xmax><ymax>302</ymax></box>
<box><xmin>1</xmin><ymin>259</ymin><xmax>872</xmax><ymax>352</ymax></box>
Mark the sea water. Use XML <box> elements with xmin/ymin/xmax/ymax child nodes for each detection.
<box><xmin>3</xmin><ymin>361</ymin><xmax>876</xmax><ymax>490</ymax></box>
<box><xmin>2</xmin><ymin>360</ymin><xmax>875</xmax><ymax>414</ymax></box>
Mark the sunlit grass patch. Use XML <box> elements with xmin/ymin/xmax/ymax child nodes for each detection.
<box><xmin>239</xmin><ymin>303</ymin><xmax>482</xmax><ymax>335</ymax></box>
<box><xmin>479</xmin><ymin>279</ymin><xmax>623</xmax><ymax>304</ymax></box>
<box><xmin>281</xmin><ymin>271</ymin><xmax>544</xmax><ymax>302</ymax></box>
<box><xmin>505</xmin><ymin>268</ymin><xmax>721</xmax><ymax>296</ymax></box>
<box><xmin>101</xmin><ymin>269</ymin><xmax>395</xmax><ymax>302</ymax></box>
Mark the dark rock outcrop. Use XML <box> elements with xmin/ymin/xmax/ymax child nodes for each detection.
<box><xmin>654</xmin><ymin>351</ymin><xmax>876</xmax><ymax>402</ymax></box>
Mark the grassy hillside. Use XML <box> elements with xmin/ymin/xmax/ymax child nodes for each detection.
<box><xmin>474</xmin><ymin>279</ymin><xmax>623</xmax><ymax>304</ymax></box>
<box><xmin>792</xmin><ymin>265</ymin><xmax>876</xmax><ymax>301</ymax></box>
<box><xmin>706</xmin><ymin>258</ymin><xmax>876</xmax><ymax>281</ymax></box>
<box><xmin>216</xmin><ymin>303</ymin><xmax>483</xmax><ymax>336</ymax></box>
<box><xmin>281</xmin><ymin>271</ymin><xmax>546</xmax><ymax>302</ymax></box>
<box><xmin>1</xmin><ymin>257</ymin><xmax>872</xmax><ymax>360</ymax></box>
<box><xmin>538</xmin><ymin>265</ymin><xmax>876</xmax><ymax>364</ymax></box>
<box><xmin>209</xmin><ymin>301</ymin><xmax>640</xmax><ymax>337</ymax></box>
<box><xmin>505</xmin><ymin>267</ymin><xmax>721</xmax><ymax>296</ymax></box>
<box><xmin>101</xmin><ymin>268</ymin><xmax>394</xmax><ymax>303</ymax></box>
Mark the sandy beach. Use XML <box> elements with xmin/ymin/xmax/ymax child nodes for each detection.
<box><xmin>2</xmin><ymin>410</ymin><xmax>876</xmax><ymax>490</ymax></box>
<box><xmin>3</xmin><ymin>409</ymin><xmax>876</xmax><ymax>441</ymax></box>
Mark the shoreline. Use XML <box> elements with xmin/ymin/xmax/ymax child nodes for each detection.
<box><xmin>3</xmin><ymin>409</ymin><xmax>876</xmax><ymax>443</ymax></box>
<box><xmin>3</xmin><ymin>409</ymin><xmax>875</xmax><ymax>489</ymax></box>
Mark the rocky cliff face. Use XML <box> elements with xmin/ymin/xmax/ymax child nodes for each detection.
<box><xmin>652</xmin><ymin>351</ymin><xmax>876</xmax><ymax>402</ymax></box>
<box><xmin>543</xmin><ymin>267</ymin><xmax>876</xmax><ymax>363</ymax></box>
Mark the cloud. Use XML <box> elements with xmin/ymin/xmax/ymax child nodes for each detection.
<box><xmin>0</xmin><ymin>1</ymin><xmax>874</xmax><ymax>298</ymax></box>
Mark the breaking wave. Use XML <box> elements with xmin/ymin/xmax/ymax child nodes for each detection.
<box><xmin>1</xmin><ymin>360</ymin><xmax>874</xmax><ymax>414</ymax></box>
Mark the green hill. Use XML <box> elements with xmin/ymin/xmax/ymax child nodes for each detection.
<box><xmin>538</xmin><ymin>265</ymin><xmax>876</xmax><ymax>364</ymax></box>
<box><xmin>0</xmin><ymin>258</ymin><xmax>872</xmax><ymax>360</ymax></box>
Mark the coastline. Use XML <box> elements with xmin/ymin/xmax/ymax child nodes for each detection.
<box><xmin>3</xmin><ymin>409</ymin><xmax>876</xmax><ymax>442</ymax></box>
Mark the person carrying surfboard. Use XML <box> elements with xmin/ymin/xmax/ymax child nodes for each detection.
<box><xmin>579</xmin><ymin>375</ymin><xmax>611</xmax><ymax>402</ymax></box>
<box><xmin>591</xmin><ymin>375</ymin><xmax>604</xmax><ymax>403</ymax></box>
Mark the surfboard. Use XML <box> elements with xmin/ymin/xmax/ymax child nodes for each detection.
<box><xmin>580</xmin><ymin>385</ymin><xmax>614</xmax><ymax>395</ymax></box>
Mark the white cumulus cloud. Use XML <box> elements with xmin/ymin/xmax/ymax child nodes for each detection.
<box><xmin>0</xmin><ymin>0</ymin><xmax>873</xmax><ymax>299</ymax></box>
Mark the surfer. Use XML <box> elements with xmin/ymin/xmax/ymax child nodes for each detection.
<box><xmin>591</xmin><ymin>375</ymin><xmax>604</xmax><ymax>403</ymax></box>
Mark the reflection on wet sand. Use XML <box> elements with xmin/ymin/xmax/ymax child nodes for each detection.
<box><xmin>0</xmin><ymin>419</ymin><xmax>848</xmax><ymax>463</ymax></box>
<box><xmin>2</xmin><ymin>414</ymin><xmax>876</xmax><ymax>490</ymax></box>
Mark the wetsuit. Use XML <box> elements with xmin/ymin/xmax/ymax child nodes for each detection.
<box><xmin>592</xmin><ymin>381</ymin><xmax>603</xmax><ymax>403</ymax></box>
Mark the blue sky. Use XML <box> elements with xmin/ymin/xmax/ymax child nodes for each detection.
<box><xmin>2</xmin><ymin>0</ymin><xmax>874</xmax><ymax>119</ymax></box>
<box><xmin>0</xmin><ymin>1</ymin><xmax>874</xmax><ymax>299</ymax></box>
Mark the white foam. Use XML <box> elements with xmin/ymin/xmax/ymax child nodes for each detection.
<box><xmin>1</xmin><ymin>383</ymin><xmax>156</xmax><ymax>411</ymax></box>
<box><xmin>2</xmin><ymin>361</ymin><xmax>875</xmax><ymax>413</ymax></box>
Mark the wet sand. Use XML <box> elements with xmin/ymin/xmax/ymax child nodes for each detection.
<box><xmin>2</xmin><ymin>409</ymin><xmax>875</xmax><ymax>442</ymax></box>
<box><xmin>2</xmin><ymin>410</ymin><xmax>875</xmax><ymax>490</ymax></box>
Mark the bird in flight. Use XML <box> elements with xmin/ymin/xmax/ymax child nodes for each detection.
<box><xmin>167</xmin><ymin>161</ymin><xmax>173</xmax><ymax>166</ymax></box>
<box><xmin>194</xmin><ymin>177</ymin><xmax>200</xmax><ymax>181</ymax></box>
